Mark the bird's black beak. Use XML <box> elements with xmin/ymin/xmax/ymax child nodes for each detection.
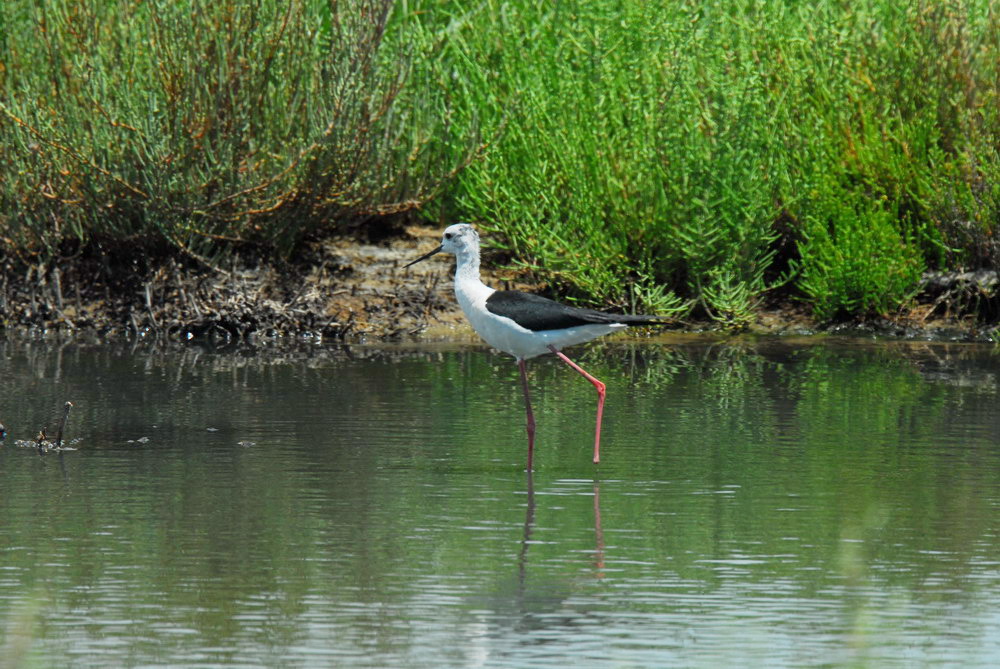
<box><xmin>403</xmin><ymin>245</ymin><xmax>443</xmax><ymax>268</ymax></box>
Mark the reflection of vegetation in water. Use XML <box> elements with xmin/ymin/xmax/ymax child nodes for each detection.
<box><xmin>527</xmin><ymin>340</ymin><xmax>1000</xmax><ymax>576</ymax></box>
<box><xmin>2</xmin><ymin>339</ymin><xmax>1000</xmax><ymax>663</ymax></box>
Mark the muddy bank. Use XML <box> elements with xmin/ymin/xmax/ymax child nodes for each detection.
<box><xmin>1</xmin><ymin>225</ymin><xmax>452</xmax><ymax>343</ymax></box>
<box><xmin>1</xmin><ymin>226</ymin><xmax>998</xmax><ymax>344</ymax></box>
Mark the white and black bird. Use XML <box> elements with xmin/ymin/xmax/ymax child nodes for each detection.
<box><xmin>405</xmin><ymin>223</ymin><xmax>666</xmax><ymax>470</ymax></box>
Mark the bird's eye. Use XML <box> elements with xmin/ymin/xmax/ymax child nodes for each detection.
<box><xmin>444</xmin><ymin>233</ymin><xmax>453</xmax><ymax>240</ymax></box>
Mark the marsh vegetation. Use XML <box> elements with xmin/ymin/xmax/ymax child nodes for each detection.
<box><xmin>1</xmin><ymin>1</ymin><xmax>998</xmax><ymax>333</ymax></box>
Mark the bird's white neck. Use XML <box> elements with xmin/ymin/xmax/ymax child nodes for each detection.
<box><xmin>451</xmin><ymin>241</ymin><xmax>495</xmax><ymax>326</ymax></box>
<box><xmin>453</xmin><ymin>245</ymin><xmax>483</xmax><ymax>288</ymax></box>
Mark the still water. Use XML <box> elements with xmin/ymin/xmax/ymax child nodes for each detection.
<box><xmin>1</xmin><ymin>336</ymin><xmax>999</xmax><ymax>667</ymax></box>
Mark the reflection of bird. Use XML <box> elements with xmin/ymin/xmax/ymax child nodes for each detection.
<box><xmin>406</xmin><ymin>223</ymin><xmax>665</xmax><ymax>470</ymax></box>
<box><xmin>0</xmin><ymin>420</ymin><xmax>6</xmax><ymax>440</ymax></box>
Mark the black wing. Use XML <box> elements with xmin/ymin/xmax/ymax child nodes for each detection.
<box><xmin>485</xmin><ymin>290</ymin><xmax>664</xmax><ymax>332</ymax></box>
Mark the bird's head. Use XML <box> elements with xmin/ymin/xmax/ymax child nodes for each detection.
<box><xmin>404</xmin><ymin>223</ymin><xmax>479</xmax><ymax>267</ymax></box>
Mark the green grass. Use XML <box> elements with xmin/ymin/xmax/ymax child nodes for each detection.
<box><xmin>2</xmin><ymin>0</ymin><xmax>998</xmax><ymax>324</ymax></box>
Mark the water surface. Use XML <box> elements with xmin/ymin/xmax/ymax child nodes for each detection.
<box><xmin>1</xmin><ymin>336</ymin><xmax>999</xmax><ymax>667</ymax></box>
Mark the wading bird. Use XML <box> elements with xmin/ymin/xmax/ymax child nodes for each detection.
<box><xmin>405</xmin><ymin>223</ymin><xmax>665</xmax><ymax>470</ymax></box>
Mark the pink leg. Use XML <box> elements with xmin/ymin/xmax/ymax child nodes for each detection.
<box><xmin>518</xmin><ymin>359</ymin><xmax>536</xmax><ymax>471</ymax></box>
<box><xmin>548</xmin><ymin>345</ymin><xmax>606</xmax><ymax>463</ymax></box>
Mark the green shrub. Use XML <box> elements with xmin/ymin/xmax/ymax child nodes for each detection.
<box><xmin>0</xmin><ymin>0</ymin><xmax>479</xmax><ymax>260</ymax></box>
<box><xmin>2</xmin><ymin>0</ymin><xmax>998</xmax><ymax>324</ymax></box>
<box><xmin>416</xmin><ymin>0</ymin><xmax>999</xmax><ymax>322</ymax></box>
<box><xmin>797</xmin><ymin>177</ymin><xmax>924</xmax><ymax>319</ymax></box>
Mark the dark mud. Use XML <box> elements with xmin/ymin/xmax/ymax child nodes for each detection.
<box><xmin>1</xmin><ymin>227</ymin><xmax>998</xmax><ymax>345</ymax></box>
<box><xmin>1</xmin><ymin>226</ymin><xmax>461</xmax><ymax>344</ymax></box>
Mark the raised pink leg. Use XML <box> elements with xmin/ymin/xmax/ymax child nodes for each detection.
<box><xmin>548</xmin><ymin>345</ymin><xmax>606</xmax><ymax>463</ymax></box>
<box><xmin>518</xmin><ymin>359</ymin><xmax>536</xmax><ymax>471</ymax></box>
